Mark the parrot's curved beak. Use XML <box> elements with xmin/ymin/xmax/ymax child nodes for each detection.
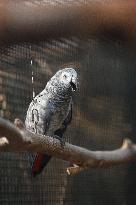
<box><xmin>70</xmin><ymin>81</ymin><xmax>77</xmax><ymax>92</ymax></box>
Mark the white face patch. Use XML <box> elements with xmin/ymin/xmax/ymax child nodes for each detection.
<box><xmin>59</xmin><ymin>69</ymin><xmax>78</xmax><ymax>92</ymax></box>
<box><xmin>60</xmin><ymin>72</ymin><xmax>72</xmax><ymax>84</ymax></box>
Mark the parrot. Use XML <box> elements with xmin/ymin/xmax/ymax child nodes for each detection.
<box><xmin>25</xmin><ymin>67</ymin><xmax>78</xmax><ymax>177</ymax></box>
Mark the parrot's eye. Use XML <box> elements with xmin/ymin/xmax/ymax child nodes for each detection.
<box><xmin>63</xmin><ymin>74</ymin><xmax>67</xmax><ymax>79</ymax></box>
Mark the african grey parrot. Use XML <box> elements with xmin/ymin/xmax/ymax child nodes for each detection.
<box><xmin>25</xmin><ymin>68</ymin><xmax>78</xmax><ymax>177</ymax></box>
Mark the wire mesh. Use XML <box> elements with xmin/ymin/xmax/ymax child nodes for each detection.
<box><xmin>0</xmin><ymin>14</ymin><xmax>136</xmax><ymax>205</ymax></box>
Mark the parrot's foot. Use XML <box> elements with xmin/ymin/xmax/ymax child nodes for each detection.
<box><xmin>53</xmin><ymin>135</ymin><xmax>65</xmax><ymax>148</ymax></box>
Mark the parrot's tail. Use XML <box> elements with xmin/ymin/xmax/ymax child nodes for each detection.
<box><xmin>31</xmin><ymin>154</ymin><xmax>52</xmax><ymax>177</ymax></box>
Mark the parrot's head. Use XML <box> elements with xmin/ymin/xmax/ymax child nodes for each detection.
<box><xmin>59</xmin><ymin>68</ymin><xmax>78</xmax><ymax>92</ymax></box>
<box><xmin>47</xmin><ymin>68</ymin><xmax>78</xmax><ymax>97</ymax></box>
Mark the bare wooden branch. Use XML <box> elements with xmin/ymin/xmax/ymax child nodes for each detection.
<box><xmin>0</xmin><ymin>1</ymin><xmax>136</xmax><ymax>44</ymax></box>
<box><xmin>0</xmin><ymin>117</ymin><xmax>136</xmax><ymax>175</ymax></box>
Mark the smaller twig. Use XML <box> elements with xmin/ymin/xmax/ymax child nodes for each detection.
<box><xmin>0</xmin><ymin>137</ymin><xmax>9</xmax><ymax>146</ymax></box>
<box><xmin>66</xmin><ymin>164</ymin><xmax>88</xmax><ymax>175</ymax></box>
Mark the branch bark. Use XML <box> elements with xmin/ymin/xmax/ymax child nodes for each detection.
<box><xmin>0</xmin><ymin>1</ymin><xmax>136</xmax><ymax>44</ymax></box>
<box><xmin>0</xmin><ymin>117</ymin><xmax>136</xmax><ymax>175</ymax></box>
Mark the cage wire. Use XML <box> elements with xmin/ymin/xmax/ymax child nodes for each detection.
<box><xmin>1</xmin><ymin>37</ymin><xmax>136</xmax><ymax>205</ymax></box>
<box><xmin>1</xmin><ymin>1</ymin><xmax>136</xmax><ymax>205</ymax></box>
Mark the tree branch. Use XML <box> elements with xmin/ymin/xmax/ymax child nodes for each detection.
<box><xmin>0</xmin><ymin>117</ymin><xmax>136</xmax><ymax>175</ymax></box>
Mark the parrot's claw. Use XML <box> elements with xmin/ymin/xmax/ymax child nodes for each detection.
<box><xmin>53</xmin><ymin>135</ymin><xmax>65</xmax><ymax>148</ymax></box>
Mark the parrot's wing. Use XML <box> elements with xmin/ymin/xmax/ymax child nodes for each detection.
<box><xmin>54</xmin><ymin>103</ymin><xmax>73</xmax><ymax>168</ymax></box>
<box><xmin>26</xmin><ymin>105</ymin><xmax>53</xmax><ymax>177</ymax></box>
<box><xmin>54</xmin><ymin>102</ymin><xmax>72</xmax><ymax>138</ymax></box>
<box><xmin>64</xmin><ymin>101</ymin><xmax>72</xmax><ymax>125</ymax></box>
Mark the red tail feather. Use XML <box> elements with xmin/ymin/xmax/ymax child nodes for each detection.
<box><xmin>32</xmin><ymin>154</ymin><xmax>45</xmax><ymax>173</ymax></box>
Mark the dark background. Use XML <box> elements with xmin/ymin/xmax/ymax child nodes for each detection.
<box><xmin>0</xmin><ymin>38</ymin><xmax>136</xmax><ymax>205</ymax></box>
